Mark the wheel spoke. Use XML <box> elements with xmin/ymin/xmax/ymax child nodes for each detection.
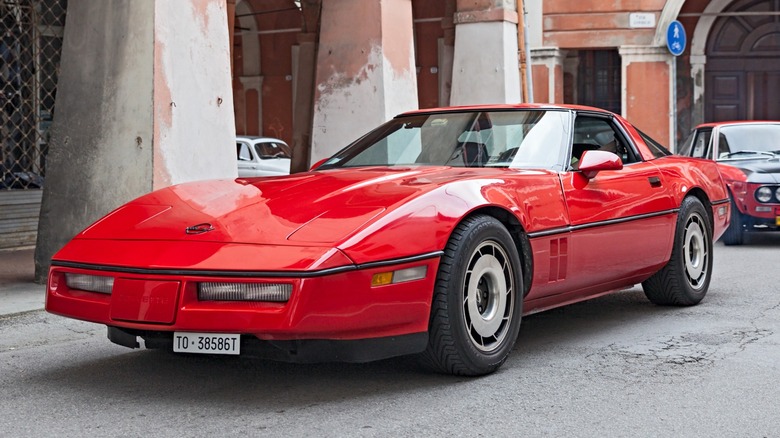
<box><xmin>682</xmin><ymin>213</ymin><xmax>708</xmax><ymax>289</ymax></box>
<box><xmin>461</xmin><ymin>240</ymin><xmax>515</xmax><ymax>352</ymax></box>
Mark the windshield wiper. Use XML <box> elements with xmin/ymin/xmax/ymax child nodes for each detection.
<box><xmin>721</xmin><ymin>150</ymin><xmax>777</xmax><ymax>158</ymax></box>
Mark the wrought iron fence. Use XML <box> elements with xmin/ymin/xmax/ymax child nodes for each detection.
<box><xmin>1</xmin><ymin>0</ymin><xmax>66</xmax><ymax>190</ymax></box>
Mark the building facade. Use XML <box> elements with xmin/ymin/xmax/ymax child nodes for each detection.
<box><xmin>231</xmin><ymin>0</ymin><xmax>780</xmax><ymax>163</ymax></box>
<box><xmin>2</xmin><ymin>0</ymin><xmax>779</xmax><ymax>249</ymax></box>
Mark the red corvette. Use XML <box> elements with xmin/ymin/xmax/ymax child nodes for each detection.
<box><xmin>679</xmin><ymin>121</ymin><xmax>780</xmax><ymax>245</ymax></box>
<box><xmin>46</xmin><ymin>104</ymin><xmax>730</xmax><ymax>376</ymax></box>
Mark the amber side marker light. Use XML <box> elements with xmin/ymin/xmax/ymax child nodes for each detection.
<box><xmin>371</xmin><ymin>266</ymin><xmax>427</xmax><ymax>287</ymax></box>
<box><xmin>64</xmin><ymin>273</ymin><xmax>115</xmax><ymax>294</ymax></box>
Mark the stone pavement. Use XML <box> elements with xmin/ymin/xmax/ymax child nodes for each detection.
<box><xmin>0</xmin><ymin>247</ymin><xmax>45</xmax><ymax>316</ymax></box>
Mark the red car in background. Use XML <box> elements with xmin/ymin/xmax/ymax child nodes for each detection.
<box><xmin>46</xmin><ymin>104</ymin><xmax>730</xmax><ymax>376</ymax></box>
<box><xmin>679</xmin><ymin>121</ymin><xmax>780</xmax><ymax>245</ymax></box>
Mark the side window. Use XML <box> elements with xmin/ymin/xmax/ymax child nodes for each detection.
<box><xmin>237</xmin><ymin>142</ymin><xmax>252</xmax><ymax>161</ymax></box>
<box><xmin>571</xmin><ymin>116</ymin><xmax>636</xmax><ymax>169</ymax></box>
<box><xmin>691</xmin><ymin>133</ymin><xmax>710</xmax><ymax>158</ymax></box>
<box><xmin>679</xmin><ymin>129</ymin><xmax>711</xmax><ymax>158</ymax></box>
<box><xmin>717</xmin><ymin>133</ymin><xmax>730</xmax><ymax>158</ymax></box>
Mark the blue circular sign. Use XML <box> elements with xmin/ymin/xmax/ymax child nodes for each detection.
<box><xmin>667</xmin><ymin>20</ymin><xmax>686</xmax><ymax>56</ymax></box>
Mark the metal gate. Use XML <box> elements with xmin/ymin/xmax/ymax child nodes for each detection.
<box><xmin>0</xmin><ymin>0</ymin><xmax>66</xmax><ymax>248</ymax></box>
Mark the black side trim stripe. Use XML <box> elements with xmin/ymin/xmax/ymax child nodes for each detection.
<box><xmin>711</xmin><ymin>198</ymin><xmax>730</xmax><ymax>206</ymax></box>
<box><xmin>51</xmin><ymin>251</ymin><xmax>444</xmax><ymax>279</ymax></box>
<box><xmin>357</xmin><ymin>251</ymin><xmax>444</xmax><ymax>269</ymax></box>
<box><xmin>527</xmin><ymin>208</ymin><xmax>680</xmax><ymax>239</ymax></box>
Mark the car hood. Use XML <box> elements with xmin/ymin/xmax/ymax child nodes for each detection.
<box><xmin>719</xmin><ymin>158</ymin><xmax>780</xmax><ymax>183</ymax></box>
<box><xmin>74</xmin><ymin>166</ymin><xmax>475</xmax><ymax>247</ymax></box>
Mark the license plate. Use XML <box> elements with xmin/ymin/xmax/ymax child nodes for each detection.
<box><xmin>173</xmin><ymin>332</ymin><xmax>240</xmax><ymax>355</ymax></box>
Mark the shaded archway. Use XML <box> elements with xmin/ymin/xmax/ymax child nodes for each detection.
<box><xmin>232</xmin><ymin>1</ymin><xmax>301</xmax><ymax>142</ymax></box>
<box><xmin>234</xmin><ymin>0</ymin><xmax>263</xmax><ymax>135</ymax></box>
<box><xmin>704</xmin><ymin>0</ymin><xmax>780</xmax><ymax>121</ymax></box>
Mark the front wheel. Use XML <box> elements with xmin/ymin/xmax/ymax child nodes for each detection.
<box><xmin>420</xmin><ymin>215</ymin><xmax>523</xmax><ymax>376</ymax></box>
<box><xmin>642</xmin><ymin>196</ymin><xmax>713</xmax><ymax>306</ymax></box>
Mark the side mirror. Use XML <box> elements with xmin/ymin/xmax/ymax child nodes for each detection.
<box><xmin>309</xmin><ymin>158</ymin><xmax>329</xmax><ymax>171</ymax></box>
<box><xmin>578</xmin><ymin>150</ymin><xmax>623</xmax><ymax>179</ymax></box>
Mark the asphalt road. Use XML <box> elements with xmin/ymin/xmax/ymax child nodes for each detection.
<box><xmin>2</xmin><ymin>234</ymin><xmax>779</xmax><ymax>437</ymax></box>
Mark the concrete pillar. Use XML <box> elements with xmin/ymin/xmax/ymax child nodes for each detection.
<box><xmin>34</xmin><ymin>0</ymin><xmax>236</xmax><ymax>281</ymax></box>
<box><xmin>310</xmin><ymin>0</ymin><xmax>418</xmax><ymax>164</ymax></box>
<box><xmin>619</xmin><ymin>45</ymin><xmax>675</xmax><ymax>150</ymax></box>
<box><xmin>438</xmin><ymin>38</ymin><xmax>455</xmax><ymax>107</ymax></box>
<box><xmin>290</xmin><ymin>32</ymin><xmax>317</xmax><ymax>173</ymax></box>
<box><xmin>450</xmin><ymin>0</ymin><xmax>521</xmax><ymax>105</ymax></box>
<box><xmin>690</xmin><ymin>54</ymin><xmax>707</xmax><ymax>128</ymax></box>
<box><xmin>563</xmin><ymin>53</ymin><xmax>579</xmax><ymax>104</ymax></box>
<box><xmin>524</xmin><ymin>0</ymin><xmax>543</xmax><ymax>48</ymax></box>
<box><xmin>530</xmin><ymin>47</ymin><xmax>566</xmax><ymax>104</ymax></box>
<box><xmin>239</xmin><ymin>75</ymin><xmax>264</xmax><ymax>135</ymax></box>
<box><xmin>438</xmin><ymin>0</ymin><xmax>456</xmax><ymax>107</ymax></box>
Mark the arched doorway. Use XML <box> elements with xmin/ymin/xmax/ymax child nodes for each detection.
<box><xmin>706</xmin><ymin>0</ymin><xmax>780</xmax><ymax>121</ymax></box>
<box><xmin>232</xmin><ymin>0</ymin><xmax>300</xmax><ymax>143</ymax></box>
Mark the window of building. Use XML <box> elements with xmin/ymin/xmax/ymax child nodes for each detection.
<box><xmin>577</xmin><ymin>50</ymin><xmax>621</xmax><ymax>115</ymax></box>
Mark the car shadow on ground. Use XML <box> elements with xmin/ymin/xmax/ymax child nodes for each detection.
<box><xmin>24</xmin><ymin>286</ymin><xmax>696</xmax><ymax>409</ymax></box>
<box><xmin>719</xmin><ymin>231</ymin><xmax>780</xmax><ymax>247</ymax></box>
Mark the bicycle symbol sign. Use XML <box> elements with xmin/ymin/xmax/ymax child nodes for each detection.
<box><xmin>667</xmin><ymin>20</ymin><xmax>686</xmax><ymax>56</ymax></box>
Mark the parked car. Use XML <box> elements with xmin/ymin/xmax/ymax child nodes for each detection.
<box><xmin>46</xmin><ymin>104</ymin><xmax>730</xmax><ymax>376</ymax></box>
<box><xmin>236</xmin><ymin>136</ymin><xmax>291</xmax><ymax>177</ymax></box>
<box><xmin>679</xmin><ymin>121</ymin><xmax>780</xmax><ymax>245</ymax></box>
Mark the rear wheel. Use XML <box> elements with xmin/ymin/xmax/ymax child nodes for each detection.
<box><xmin>721</xmin><ymin>198</ymin><xmax>744</xmax><ymax>246</ymax></box>
<box><xmin>642</xmin><ymin>196</ymin><xmax>712</xmax><ymax>306</ymax></box>
<box><xmin>421</xmin><ymin>215</ymin><xmax>523</xmax><ymax>376</ymax></box>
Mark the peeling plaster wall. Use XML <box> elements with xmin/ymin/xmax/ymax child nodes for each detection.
<box><xmin>153</xmin><ymin>0</ymin><xmax>236</xmax><ymax>188</ymax></box>
<box><xmin>311</xmin><ymin>0</ymin><xmax>417</xmax><ymax>164</ymax></box>
<box><xmin>312</xmin><ymin>47</ymin><xmax>395</xmax><ymax>162</ymax></box>
<box><xmin>35</xmin><ymin>0</ymin><xmax>237</xmax><ymax>281</ymax></box>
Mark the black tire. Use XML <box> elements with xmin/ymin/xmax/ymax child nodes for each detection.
<box><xmin>420</xmin><ymin>215</ymin><xmax>523</xmax><ymax>376</ymax></box>
<box><xmin>720</xmin><ymin>198</ymin><xmax>744</xmax><ymax>246</ymax></box>
<box><xmin>642</xmin><ymin>196</ymin><xmax>713</xmax><ymax>306</ymax></box>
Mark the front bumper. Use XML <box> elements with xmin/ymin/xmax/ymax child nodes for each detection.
<box><xmin>46</xmin><ymin>255</ymin><xmax>440</xmax><ymax>360</ymax></box>
<box><xmin>107</xmin><ymin>326</ymin><xmax>429</xmax><ymax>363</ymax></box>
<box><xmin>737</xmin><ymin>198</ymin><xmax>780</xmax><ymax>230</ymax></box>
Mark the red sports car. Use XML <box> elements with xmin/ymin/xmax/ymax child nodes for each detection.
<box><xmin>46</xmin><ymin>104</ymin><xmax>730</xmax><ymax>376</ymax></box>
<box><xmin>679</xmin><ymin>121</ymin><xmax>780</xmax><ymax>245</ymax></box>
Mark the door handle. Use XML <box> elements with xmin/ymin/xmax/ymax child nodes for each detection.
<box><xmin>648</xmin><ymin>176</ymin><xmax>662</xmax><ymax>187</ymax></box>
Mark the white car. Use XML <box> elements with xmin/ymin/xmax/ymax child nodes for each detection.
<box><xmin>236</xmin><ymin>136</ymin><xmax>292</xmax><ymax>177</ymax></box>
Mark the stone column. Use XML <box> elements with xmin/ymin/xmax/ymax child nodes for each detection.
<box><xmin>290</xmin><ymin>32</ymin><xmax>317</xmax><ymax>173</ymax></box>
<box><xmin>438</xmin><ymin>0</ymin><xmax>456</xmax><ymax>107</ymax></box>
<box><xmin>449</xmin><ymin>0</ymin><xmax>521</xmax><ymax>105</ymax></box>
<box><xmin>619</xmin><ymin>45</ymin><xmax>675</xmax><ymax>150</ymax></box>
<box><xmin>690</xmin><ymin>54</ymin><xmax>706</xmax><ymax>128</ymax></box>
<box><xmin>310</xmin><ymin>0</ymin><xmax>418</xmax><ymax>164</ymax></box>
<box><xmin>35</xmin><ymin>0</ymin><xmax>236</xmax><ymax>281</ymax></box>
<box><xmin>563</xmin><ymin>53</ymin><xmax>580</xmax><ymax>104</ymax></box>
<box><xmin>530</xmin><ymin>47</ymin><xmax>566</xmax><ymax>104</ymax></box>
<box><xmin>239</xmin><ymin>75</ymin><xmax>264</xmax><ymax>135</ymax></box>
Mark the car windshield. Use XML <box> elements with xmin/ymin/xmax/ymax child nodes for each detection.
<box><xmin>717</xmin><ymin>124</ymin><xmax>780</xmax><ymax>159</ymax></box>
<box><xmin>254</xmin><ymin>141</ymin><xmax>291</xmax><ymax>159</ymax></box>
<box><xmin>319</xmin><ymin>109</ymin><xmax>571</xmax><ymax>171</ymax></box>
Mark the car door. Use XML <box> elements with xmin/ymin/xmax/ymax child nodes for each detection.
<box><xmin>558</xmin><ymin>114</ymin><xmax>676</xmax><ymax>294</ymax></box>
<box><xmin>236</xmin><ymin>140</ymin><xmax>258</xmax><ymax>177</ymax></box>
